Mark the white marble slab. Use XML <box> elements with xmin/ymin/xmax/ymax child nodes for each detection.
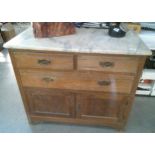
<box><xmin>139</xmin><ymin>30</ymin><xmax>155</xmax><ymax>50</ymax></box>
<box><xmin>4</xmin><ymin>27</ymin><xmax>151</xmax><ymax>55</ymax></box>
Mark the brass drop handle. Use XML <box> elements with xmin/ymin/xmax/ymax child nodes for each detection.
<box><xmin>38</xmin><ymin>59</ymin><xmax>51</xmax><ymax>65</ymax></box>
<box><xmin>99</xmin><ymin>61</ymin><xmax>114</xmax><ymax>67</ymax></box>
<box><xmin>97</xmin><ymin>80</ymin><xmax>111</xmax><ymax>86</ymax></box>
<box><xmin>42</xmin><ymin>77</ymin><xmax>55</xmax><ymax>83</ymax></box>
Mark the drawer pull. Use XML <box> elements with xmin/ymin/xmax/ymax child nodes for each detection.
<box><xmin>99</xmin><ymin>61</ymin><xmax>114</xmax><ymax>67</ymax></box>
<box><xmin>97</xmin><ymin>80</ymin><xmax>111</xmax><ymax>86</ymax></box>
<box><xmin>38</xmin><ymin>59</ymin><xmax>51</xmax><ymax>65</ymax></box>
<box><xmin>42</xmin><ymin>77</ymin><xmax>54</xmax><ymax>83</ymax></box>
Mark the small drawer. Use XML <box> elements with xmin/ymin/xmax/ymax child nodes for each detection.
<box><xmin>13</xmin><ymin>52</ymin><xmax>74</xmax><ymax>70</ymax></box>
<box><xmin>77</xmin><ymin>55</ymin><xmax>139</xmax><ymax>73</ymax></box>
<box><xmin>20</xmin><ymin>70</ymin><xmax>134</xmax><ymax>94</ymax></box>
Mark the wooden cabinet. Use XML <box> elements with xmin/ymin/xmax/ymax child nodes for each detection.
<box><xmin>9</xmin><ymin>50</ymin><xmax>146</xmax><ymax>130</ymax></box>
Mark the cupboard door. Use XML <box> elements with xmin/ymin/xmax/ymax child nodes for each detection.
<box><xmin>25</xmin><ymin>88</ymin><xmax>75</xmax><ymax>118</ymax></box>
<box><xmin>76</xmin><ymin>93</ymin><xmax>128</xmax><ymax>122</ymax></box>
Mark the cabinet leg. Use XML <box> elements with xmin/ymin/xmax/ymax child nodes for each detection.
<box><xmin>117</xmin><ymin>128</ymin><xmax>125</xmax><ymax>133</ymax></box>
<box><xmin>116</xmin><ymin>123</ymin><xmax>126</xmax><ymax>132</ymax></box>
<box><xmin>28</xmin><ymin>117</ymin><xmax>42</xmax><ymax>124</ymax></box>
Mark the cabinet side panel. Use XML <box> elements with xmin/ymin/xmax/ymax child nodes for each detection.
<box><xmin>9</xmin><ymin>50</ymin><xmax>32</xmax><ymax>122</ymax></box>
<box><xmin>122</xmin><ymin>56</ymin><xmax>146</xmax><ymax>128</ymax></box>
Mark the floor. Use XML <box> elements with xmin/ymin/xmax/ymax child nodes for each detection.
<box><xmin>0</xmin><ymin>48</ymin><xmax>155</xmax><ymax>133</ymax></box>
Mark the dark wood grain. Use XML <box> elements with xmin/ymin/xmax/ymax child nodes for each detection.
<box><xmin>33</xmin><ymin>22</ymin><xmax>76</xmax><ymax>38</ymax></box>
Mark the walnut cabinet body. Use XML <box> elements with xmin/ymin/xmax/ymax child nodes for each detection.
<box><xmin>9</xmin><ymin>49</ymin><xmax>146</xmax><ymax>130</ymax></box>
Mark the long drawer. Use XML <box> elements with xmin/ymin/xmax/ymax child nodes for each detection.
<box><xmin>13</xmin><ymin>52</ymin><xmax>74</xmax><ymax>70</ymax></box>
<box><xmin>77</xmin><ymin>55</ymin><xmax>139</xmax><ymax>74</ymax></box>
<box><xmin>19</xmin><ymin>70</ymin><xmax>134</xmax><ymax>94</ymax></box>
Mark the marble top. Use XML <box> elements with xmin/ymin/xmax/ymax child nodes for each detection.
<box><xmin>139</xmin><ymin>30</ymin><xmax>155</xmax><ymax>50</ymax></box>
<box><xmin>4</xmin><ymin>27</ymin><xmax>151</xmax><ymax>56</ymax></box>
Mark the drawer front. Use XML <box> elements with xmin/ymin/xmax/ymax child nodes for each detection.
<box><xmin>20</xmin><ymin>70</ymin><xmax>134</xmax><ymax>94</ymax></box>
<box><xmin>13</xmin><ymin>52</ymin><xmax>74</xmax><ymax>70</ymax></box>
<box><xmin>77</xmin><ymin>55</ymin><xmax>139</xmax><ymax>73</ymax></box>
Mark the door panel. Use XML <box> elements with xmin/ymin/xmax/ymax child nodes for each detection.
<box><xmin>24</xmin><ymin>88</ymin><xmax>75</xmax><ymax>118</ymax></box>
<box><xmin>76</xmin><ymin>93</ymin><xmax>128</xmax><ymax>122</ymax></box>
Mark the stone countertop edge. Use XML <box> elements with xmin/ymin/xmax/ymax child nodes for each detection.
<box><xmin>3</xmin><ymin>27</ymin><xmax>152</xmax><ymax>56</ymax></box>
